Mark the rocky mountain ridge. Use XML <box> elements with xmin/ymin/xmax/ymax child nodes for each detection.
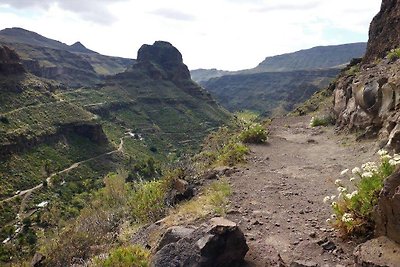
<box><xmin>0</xmin><ymin>27</ymin><xmax>134</xmax><ymax>86</ymax></box>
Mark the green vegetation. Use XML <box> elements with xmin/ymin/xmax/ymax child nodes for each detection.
<box><xmin>345</xmin><ymin>65</ymin><xmax>360</xmax><ymax>76</ymax></box>
<box><xmin>195</xmin><ymin>111</ymin><xmax>268</xmax><ymax>168</ymax></box>
<box><xmin>387</xmin><ymin>48</ymin><xmax>400</xmax><ymax>61</ymax></box>
<box><xmin>291</xmin><ymin>87</ymin><xmax>334</xmax><ymax>116</ymax></box>
<box><xmin>95</xmin><ymin>245</ymin><xmax>150</xmax><ymax>267</ymax></box>
<box><xmin>324</xmin><ymin>150</ymin><xmax>399</xmax><ymax>236</ymax></box>
<box><xmin>239</xmin><ymin>123</ymin><xmax>268</xmax><ymax>144</ymax></box>
<box><xmin>309</xmin><ymin>115</ymin><xmax>334</xmax><ymax>127</ymax></box>
<box><xmin>130</xmin><ymin>180</ymin><xmax>167</xmax><ymax>223</ymax></box>
<box><xmin>164</xmin><ymin>179</ymin><xmax>232</xmax><ymax>226</ymax></box>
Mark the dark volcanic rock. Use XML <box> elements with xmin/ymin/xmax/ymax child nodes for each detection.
<box><xmin>375</xmin><ymin>167</ymin><xmax>400</xmax><ymax>243</ymax></box>
<box><xmin>354</xmin><ymin>236</ymin><xmax>400</xmax><ymax>266</ymax></box>
<box><xmin>0</xmin><ymin>45</ymin><xmax>25</xmax><ymax>75</ymax></box>
<box><xmin>151</xmin><ymin>217</ymin><xmax>249</xmax><ymax>267</ymax></box>
<box><xmin>364</xmin><ymin>0</ymin><xmax>400</xmax><ymax>63</ymax></box>
<box><xmin>332</xmin><ymin>0</ymin><xmax>400</xmax><ymax>151</ymax></box>
<box><xmin>137</xmin><ymin>41</ymin><xmax>191</xmax><ymax>81</ymax></box>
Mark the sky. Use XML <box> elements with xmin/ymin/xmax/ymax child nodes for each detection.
<box><xmin>0</xmin><ymin>0</ymin><xmax>381</xmax><ymax>71</ymax></box>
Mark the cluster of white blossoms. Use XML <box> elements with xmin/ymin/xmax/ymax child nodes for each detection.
<box><xmin>309</xmin><ymin>117</ymin><xmax>316</xmax><ymax>127</ymax></box>
<box><xmin>341</xmin><ymin>213</ymin><xmax>354</xmax><ymax>223</ymax></box>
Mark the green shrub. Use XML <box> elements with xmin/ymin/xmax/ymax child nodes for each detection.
<box><xmin>345</xmin><ymin>65</ymin><xmax>360</xmax><ymax>76</ymax></box>
<box><xmin>324</xmin><ymin>149</ymin><xmax>399</xmax><ymax>236</ymax></box>
<box><xmin>208</xmin><ymin>180</ymin><xmax>232</xmax><ymax>215</ymax></box>
<box><xmin>309</xmin><ymin>115</ymin><xmax>333</xmax><ymax>127</ymax></box>
<box><xmin>217</xmin><ymin>142</ymin><xmax>249</xmax><ymax>166</ymax></box>
<box><xmin>387</xmin><ymin>48</ymin><xmax>400</xmax><ymax>61</ymax></box>
<box><xmin>130</xmin><ymin>180</ymin><xmax>166</xmax><ymax>223</ymax></box>
<box><xmin>239</xmin><ymin>123</ymin><xmax>268</xmax><ymax>143</ymax></box>
<box><xmin>100</xmin><ymin>245</ymin><xmax>150</xmax><ymax>267</ymax></box>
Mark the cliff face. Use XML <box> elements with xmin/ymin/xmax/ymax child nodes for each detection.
<box><xmin>333</xmin><ymin>0</ymin><xmax>400</xmax><ymax>151</ymax></box>
<box><xmin>363</xmin><ymin>0</ymin><xmax>400</xmax><ymax>63</ymax></box>
<box><xmin>0</xmin><ymin>45</ymin><xmax>25</xmax><ymax>75</ymax></box>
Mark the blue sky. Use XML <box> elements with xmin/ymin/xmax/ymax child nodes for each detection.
<box><xmin>0</xmin><ymin>0</ymin><xmax>381</xmax><ymax>70</ymax></box>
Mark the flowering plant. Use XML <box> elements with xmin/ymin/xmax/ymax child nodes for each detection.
<box><xmin>324</xmin><ymin>149</ymin><xmax>399</xmax><ymax>236</ymax></box>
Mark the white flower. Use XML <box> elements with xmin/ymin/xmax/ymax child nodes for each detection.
<box><xmin>350</xmin><ymin>177</ymin><xmax>356</xmax><ymax>182</ymax></box>
<box><xmin>331</xmin><ymin>214</ymin><xmax>337</xmax><ymax>219</ymax></box>
<box><xmin>340</xmin><ymin>169</ymin><xmax>349</xmax><ymax>176</ymax></box>
<box><xmin>389</xmin><ymin>159</ymin><xmax>397</xmax><ymax>166</ymax></box>
<box><xmin>323</xmin><ymin>196</ymin><xmax>331</xmax><ymax>204</ymax></box>
<box><xmin>362</xmin><ymin>172</ymin><xmax>373</xmax><ymax>178</ymax></box>
<box><xmin>381</xmin><ymin>154</ymin><xmax>392</xmax><ymax>161</ymax></box>
<box><xmin>362</xmin><ymin>162</ymin><xmax>378</xmax><ymax>172</ymax></box>
<box><xmin>331</xmin><ymin>195</ymin><xmax>336</xmax><ymax>200</ymax></box>
<box><xmin>393</xmin><ymin>154</ymin><xmax>400</xmax><ymax>161</ymax></box>
<box><xmin>331</xmin><ymin>202</ymin><xmax>337</xmax><ymax>207</ymax></box>
<box><xmin>377</xmin><ymin>149</ymin><xmax>388</xmax><ymax>156</ymax></box>
<box><xmin>337</xmin><ymin>186</ymin><xmax>347</xmax><ymax>192</ymax></box>
<box><xmin>345</xmin><ymin>190</ymin><xmax>358</xmax><ymax>199</ymax></box>
<box><xmin>341</xmin><ymin>213</ymin><xmax>354</xmax><ymax>223</ymax></box>
<box><xmin>334</xmin><ymin>179</ymin><xmax>342</xmax><ymax>186</ymax></box>
<box><xmin>352</xmin><ymin>167</ymin><xmax>361</xmax><ymax>174</ymax></box>
<box><xmin>326</xmin><ymin>218</ymin><xmax>331</xmax><ymax>223</ymax></box>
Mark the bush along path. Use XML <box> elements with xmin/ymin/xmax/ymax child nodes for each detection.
<box><xmin>225</xmin><ymin>115</ymin><xmax>380</xmax><ymax>266</ymax></box>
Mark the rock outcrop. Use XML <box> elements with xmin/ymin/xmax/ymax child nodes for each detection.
<box><xmin>353</xmin><ymin>236</ymin><xmax>400</xmax><ymax>267</ymax></box>
<box><xmin>333</xmin><ymin>0</ymin><xmax>400</xmax><ymax>150</ymax></box>
<box><xmin>151</xmin><ymin>217</ymin><xmax>249</xmax><ymax>267</ymax></box>
<box><xmin>0</xmin><ymin>45</ymin><xmax>25</xmax><ymax>75</ymax></box>
<box><xmin>363</xmin><ymin>0</ymin><xmax>400</xmax><ymax>63</ymax></box>
<box><xmin>136</xmin><ymin>41</ymin><xmax>191</xmax><ymax>81</ymax></box>
<box><xmin>375</xmin><ymin>167</ymin><xmax>400</xmax><ymax>243</ymax></box>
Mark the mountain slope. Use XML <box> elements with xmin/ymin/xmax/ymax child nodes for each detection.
<box><xmin>0</xmin><ymin>40</ymin><xmax>230</xmax><ymax>264</ymax></box>
<box><xmin>0</xmin><ymin>27</ymin><xmax>134</xmax><ymax>84</ymax></box>
<box><xmin>190</xmin><ymin>43</ymin><xmax>367</xmax><ymax>83</ymax></box>
<box><xmin>254</xmin><ymin>42</ymin><xmax>367</xmax><ymax>72</ymax></box>
<box><xmin>202</xmin><ymin>68</ymin><xmax>339</xmax><ymax>116</ymax></box>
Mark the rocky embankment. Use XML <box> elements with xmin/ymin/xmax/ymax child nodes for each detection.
<box><xmin>331</xmin><ymin>0</ymin><xmax>400</xmax><ymax>265</ymax></box>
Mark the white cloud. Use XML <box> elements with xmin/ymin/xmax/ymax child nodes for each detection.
<box><xmin>0</xmin><ymin>0</ymin><xmax>381</xmax><ymax>70</ymax></box>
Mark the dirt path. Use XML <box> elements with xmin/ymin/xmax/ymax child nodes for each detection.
<box><xmin>226</xmin><ymin>116</ymin><xmax>377</xmax><ymax>266</ymax></box>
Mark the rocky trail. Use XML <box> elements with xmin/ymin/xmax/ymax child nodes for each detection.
<box><xmin>225</xmin><ymin>116</ymin><xmax>378</xmax><ymax>266</ymax></box>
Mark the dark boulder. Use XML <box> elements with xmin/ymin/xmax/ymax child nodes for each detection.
<box><xmin>354</xmin><ymin>236</ymin><xmax>400</xmax><ymax>266</ymax></box>
<box><xmin>151</xmin><ymin>217</ymin><xmax>249</xmax><ymax>267</ymax></box>
<box><xmin>375</xmin><ymin>167</ymin><xmax>400</xmax><ymax>243</ymax></box>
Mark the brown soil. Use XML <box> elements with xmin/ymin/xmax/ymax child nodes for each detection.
<box><xmin>226</xmin><ymin>116</ymin><xmax>378</xmax><ymax>266</ymax></box>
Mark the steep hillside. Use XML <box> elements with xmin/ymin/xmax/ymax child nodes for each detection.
<box><xmin>202</xmin><ymin>68</ymin><xmax>339</xmax><ymax>116</ymax></box>
<box><xmin>0</xmin><ymin>28</ymin><xmax>133</xmax><ymax>85</ymax></box>
<box><xmin>0</xmin><ymin>41</ymin><xmax>229</xmax><ymax>263</ymax></box>
<box><xmin>333</xmin><ymin>0</ymin><xmax>400</xmax><ymax>151</ymax></box>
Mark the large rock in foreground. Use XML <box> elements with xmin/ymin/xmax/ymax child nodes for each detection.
<box><xmin>354</xmin><ymin>236</ymin><xmax>400</xmax><ymax>266</ymax></box>
<box><xmin>375</xmin><ymin>167</ymin><xmax>400</xmax><ymax>243</ymax></box>
<box><xmin>151</xmin><ymin>217</ymin><xmax>249</xmax><ymax>267</ymax></box>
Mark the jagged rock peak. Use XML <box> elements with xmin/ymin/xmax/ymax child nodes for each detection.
<box><xmin>363</xmin><ymin>0</ymin><xmax>400</xmax><ymax>63</ymax></box>
<box><xmin>0</xmin><ymin>45</ymin><xmax>25</xmax><ymax>75</ymax></box>
<box><xmin>137</xmin><ymin>41</ymin><xmax>183</xmax><ymax>65</ymax></box>
<box><xmin>136</xmin><ymin>41</ymin><xmax>190</xmax><ymax>80</ymax></box>
<box><xmin>69</xmin><ymin>41</ymin><xmax>96</xmax><ymax>54</ymax></box>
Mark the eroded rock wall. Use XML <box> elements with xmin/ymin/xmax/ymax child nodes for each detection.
<box><xmin>333</xmin><ymin>0</ymin><xmax>400</xmax><ymax>151</ymax></box>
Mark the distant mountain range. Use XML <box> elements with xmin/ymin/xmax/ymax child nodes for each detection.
<box><xmin>0</xmin><ymin>27</ymin><xmax>134</xmax><ymax>85</ymax></box>
<box><xmin>192</xmin><ymin>42</ymin><xmax>367</xmax><ymax>115</ymax></box>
